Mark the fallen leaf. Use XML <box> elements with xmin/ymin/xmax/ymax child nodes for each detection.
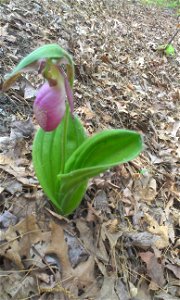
<box><xmin>154</xmin><ymin>292</ymin><xmax>180</xmax><ymax>300</ymax></box>
<box><xmin>144</xmin><ymin>213</ymin><xmax>169</xmax><ymax>249</ymax></box>
<box><xmin>24</xmin><ymin>81</ymin><xmax>36</xmax><ymax>99</ymax></box>
<box><xmin>97</xmin><ymin>276</ymin><xmax>119</xmax><ymax>300</ymax></box>
<box><xmin>125</xmin><ymin>231</ymin><xmax>161</xmax><ymax>249</ymax></box>
<box><xmin>134</xmin><ymin>175</ymin><xmax>157</xmax><ymax>202</ymax></box>
<box><xmin>0</xmin><ymin>215</ymin><xmax>50</xmax><ymax>269</ymax></box>
<box><xmin>46</xmin><ymin>221</ymin><xmax>74</xmax><ymax>278</ymax></box>
<box><xmin>93</xmin><ymin>190</ymin><xmax>110</xmax><ymax>212</ymax></box>
<box><xmin>115</xmin><ymin>279</ymin><xmax>129</xmax><ymax>300</ymax></box>
<box><xmin>165</xmin><ymin>264</ymin><xmax>180</xmax><ymax>280</ymax></box>
<box><xmin>65</xmin><ymin>231</ymin><xmax>89</xmax><ymax>268</ymax></box>
<box><xmin>76</xmin><ymin>218</ymin><xmax>95</xmax><ymax>252</ymax></box>
<box><xmin>139</xmin><ymin>251</ymin><xmax>165</xmax><ymax>288</ymax></box>
<box><xmin>74</xmin><ymin>256</ymin><xmax>96</xmax><ymax>290</ymax></box>
<box><xmin>0</xmin><ymin>273</ymin><xmax>37</xmax><ymax>300</ymax></box>
<box><xmin>5</xmin><ymin>179</ymin><xmax>22</xmax><ymax>194</ymax></box>
<box><xmin>10</xmin><ymin>119</ymin><xmax>34</xmax><ymax>139</ymax></box>
<box><xmin>0</xmin><ymin>211</ymin><xmax>17</xmax><ymax>228</ymax></box>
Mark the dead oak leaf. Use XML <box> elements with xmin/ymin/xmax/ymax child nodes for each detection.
<box><xmin>144</xmin><ymin>213</ymin><xmax>169</xmax><ymax>249</ymax></box>
<box><xmin>46</xmin><ymin>221</ymin><xmax>74</xmax><ymax>278</ymax></box>
<box><xmin>0</xmin><ymin>225</ymin><xmax>24</xmax><ymax>269</ymax></box>
<box><xmin>0</xmin><ymin>215</ymin><xmax>50</xmax><ymax>269</ymax></box>
<box><xmin>74</xmin><ymin>256</ymin><xmax>96</xmax><ymax>290</ymax></box>
<box><xmin>139</xmin><ymin>251</ymin><xmax>165</xmax><ymax>288</ymax></box>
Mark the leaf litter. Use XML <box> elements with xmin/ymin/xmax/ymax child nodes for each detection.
<box><xmin>0</xmin><ymin>0</ymin><xmax>180</xmax><ymax>299</ymax></box>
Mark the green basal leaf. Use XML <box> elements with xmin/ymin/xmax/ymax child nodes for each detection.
<box><xmin>3</xmin><ymin>44</ymin><xmax>74</xmax><ymax>91</ymax></box>
<box><xmin>32</xmin><ymin>110</ymin><xmax>87</xmax><ymax>212</ymax></box>
<box><xmin>58</xmin><ymin>129</ymin><xmax>143</xmax><ymax>215</ymax></box>
<box><xmin>59</xmin><ymin>182</ymin><xmax>88</xmax><ymax>215</ymax></box>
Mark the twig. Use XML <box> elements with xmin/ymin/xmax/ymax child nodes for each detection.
<box><xmin>166</xmin><ymin>28</ymin><xmax>180</xmax><ymax>48</ymax></box>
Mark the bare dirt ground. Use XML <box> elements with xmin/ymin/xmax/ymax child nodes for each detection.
<box><xmin>0</xmin><ymin>0</ymin><xmax>179</xmax><ymax>299</ymax></box>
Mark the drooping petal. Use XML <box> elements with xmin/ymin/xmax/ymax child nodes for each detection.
<box><xmin>33</xmin><ymin>82</ymin><xmax>66</xmax><ymax>131</ymax></box>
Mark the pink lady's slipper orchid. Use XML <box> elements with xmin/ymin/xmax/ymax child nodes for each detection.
<box><xmin>33</xmin><ymin>82</ymin><xmax>66</xmax><ymax>131</ymax></box>
<box><xmin>33</xmin><ymin>66</ymin><xmax>74</xmax><ymax>132</ymax></box>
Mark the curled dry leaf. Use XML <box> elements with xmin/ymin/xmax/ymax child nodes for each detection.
<box><xmin>133</xmin><ymin>175</ymin><xmax>157</xmax><ymax>202</ymax></box>
<box><xmin>144</xmin><ymin>213</ymin><xmax>169</xmax><ymax>249</ymax></box>
<box><xmin>125</xmin><ymin>231</ymin><xmax>161</xmax><ymax>249</ymax></box>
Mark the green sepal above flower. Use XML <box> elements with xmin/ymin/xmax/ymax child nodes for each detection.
<box><xmin>2</xmin><ymin>44</ymin><xmax>74</xmax><ymax>91</ymax></box>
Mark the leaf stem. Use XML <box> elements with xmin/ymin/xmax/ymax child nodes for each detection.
<box><xmin>61</xmin><ymin>104</ymin><xmax>69</xmax><ymax>174</ymax></box>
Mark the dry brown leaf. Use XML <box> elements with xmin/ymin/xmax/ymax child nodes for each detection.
<box><xmin>101</xmin><ymin>222</ymin><xmax>122</xmax><ymax>272</ymax></box>
<box><xmin>0</xmin><ymin>225</ymin><xmax>24</xmax><ymax>269</ymax></box>
<box><xmin>16</xmin><ymin>215</ymin><xmax>50</xmax><ymax>259</ymax></box>
<box><xmin>65</xmin><ymin>232</ymin><xmax>89</xmax><ymax>268</ymax></box>
<box><xmin>102</xmin><ymin>221</ymin><xmax>122</xmax><ymax>249</ymax></box>
<box><xmin>0</xmin><ymin>273</ymin><xmax>37</xmax><ymax>299</ymax></box>
<box><xmin>46</xmin><ymin>222</ymin><xmax>98</xmax><ymax>295</ymax></box>
<box><xmin>93</xmin><ymin>190</ymin><xmax>110</xmax><ymax>212</ymax></box>
<box><xmin>24</xmin><ymin>81</ymin><xmax>36</xmax><ymax>99</ymax></box>
<box><xmin>154</xmin><ymin>292</ymin><xmax>180</xmax><ymax>300</ymax></box>
<box><xmin>45</xmin><ymin>221</ymin><xmax>83</xmax><ymax>298</ymax></box>
<box><xmin>0</xmin><ymin>211</ymin><xmax>17</xmax><ymax>228</ymax></box>
<box><xmin>74</xmin><ymin>256</ymin><xmax>96</xmax><ymax>289</ymax></box>
<box><xmin>148</xmin><ymin>280</ymin><xmax>160</xmax><ymax>291</ymax></box>
<box><xmin>76</xmin><ymin>218</ymin><xmax>95</xmax><ymax>253</ymax></box>
<box><xmin>0</xmin><ymin>153</ymin><xmax>13</xmax><ymax>165</ymax></box>
<box><xmin>101</xmin><ymin>54</ymin><xmax>111</xmax><ymax>64</ymax></box>
<box><xmin>115</xmin><ymin>279</ymin><xmax>129</xmax><ymax>300</ymax></box>
<box><xmin>46</xmin><ymin>221</ymin><xmax>74</xmax><ymax>279</ymax></box>
<box><xmin>135</xmin><ymin>282</ymin><xmax>152</xmax><ymax>300</ymax></box>
<box><xmin>165</xmin><ymin>264</ymin><xmax>180</xmax><ymax>280</ymax></box>
<box><xmin>144</xmin><ymin>213</ymin><xmax>169</xmax><ymax>249</ymax></box>
<box><xmin>0</xmin><ymin>215</ymin><xmax>50</xmax><ymax>269</ymax></box>
<box><xmin>134</xmin><ymin>175</ymin><xmax>157</xmax><ymax>202</ymax></box>
<box><xmin>125</xmin><ymin>231</ymin><xmax>161</xmax><ymax>249</ymax></box>
<box><xmin>0</xmin><ymin>162</ymin><xmax>37</xmax><ymax>187</ymax></box>
<box><xmin>139</xmin><ymin>251</ymin><xmax>165</xmax><ymax>288</ymax></box>
<box><xmin>97</xmin><ymin>276</ymin><xmax>119</xmax><ymax>300</ymax></box>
